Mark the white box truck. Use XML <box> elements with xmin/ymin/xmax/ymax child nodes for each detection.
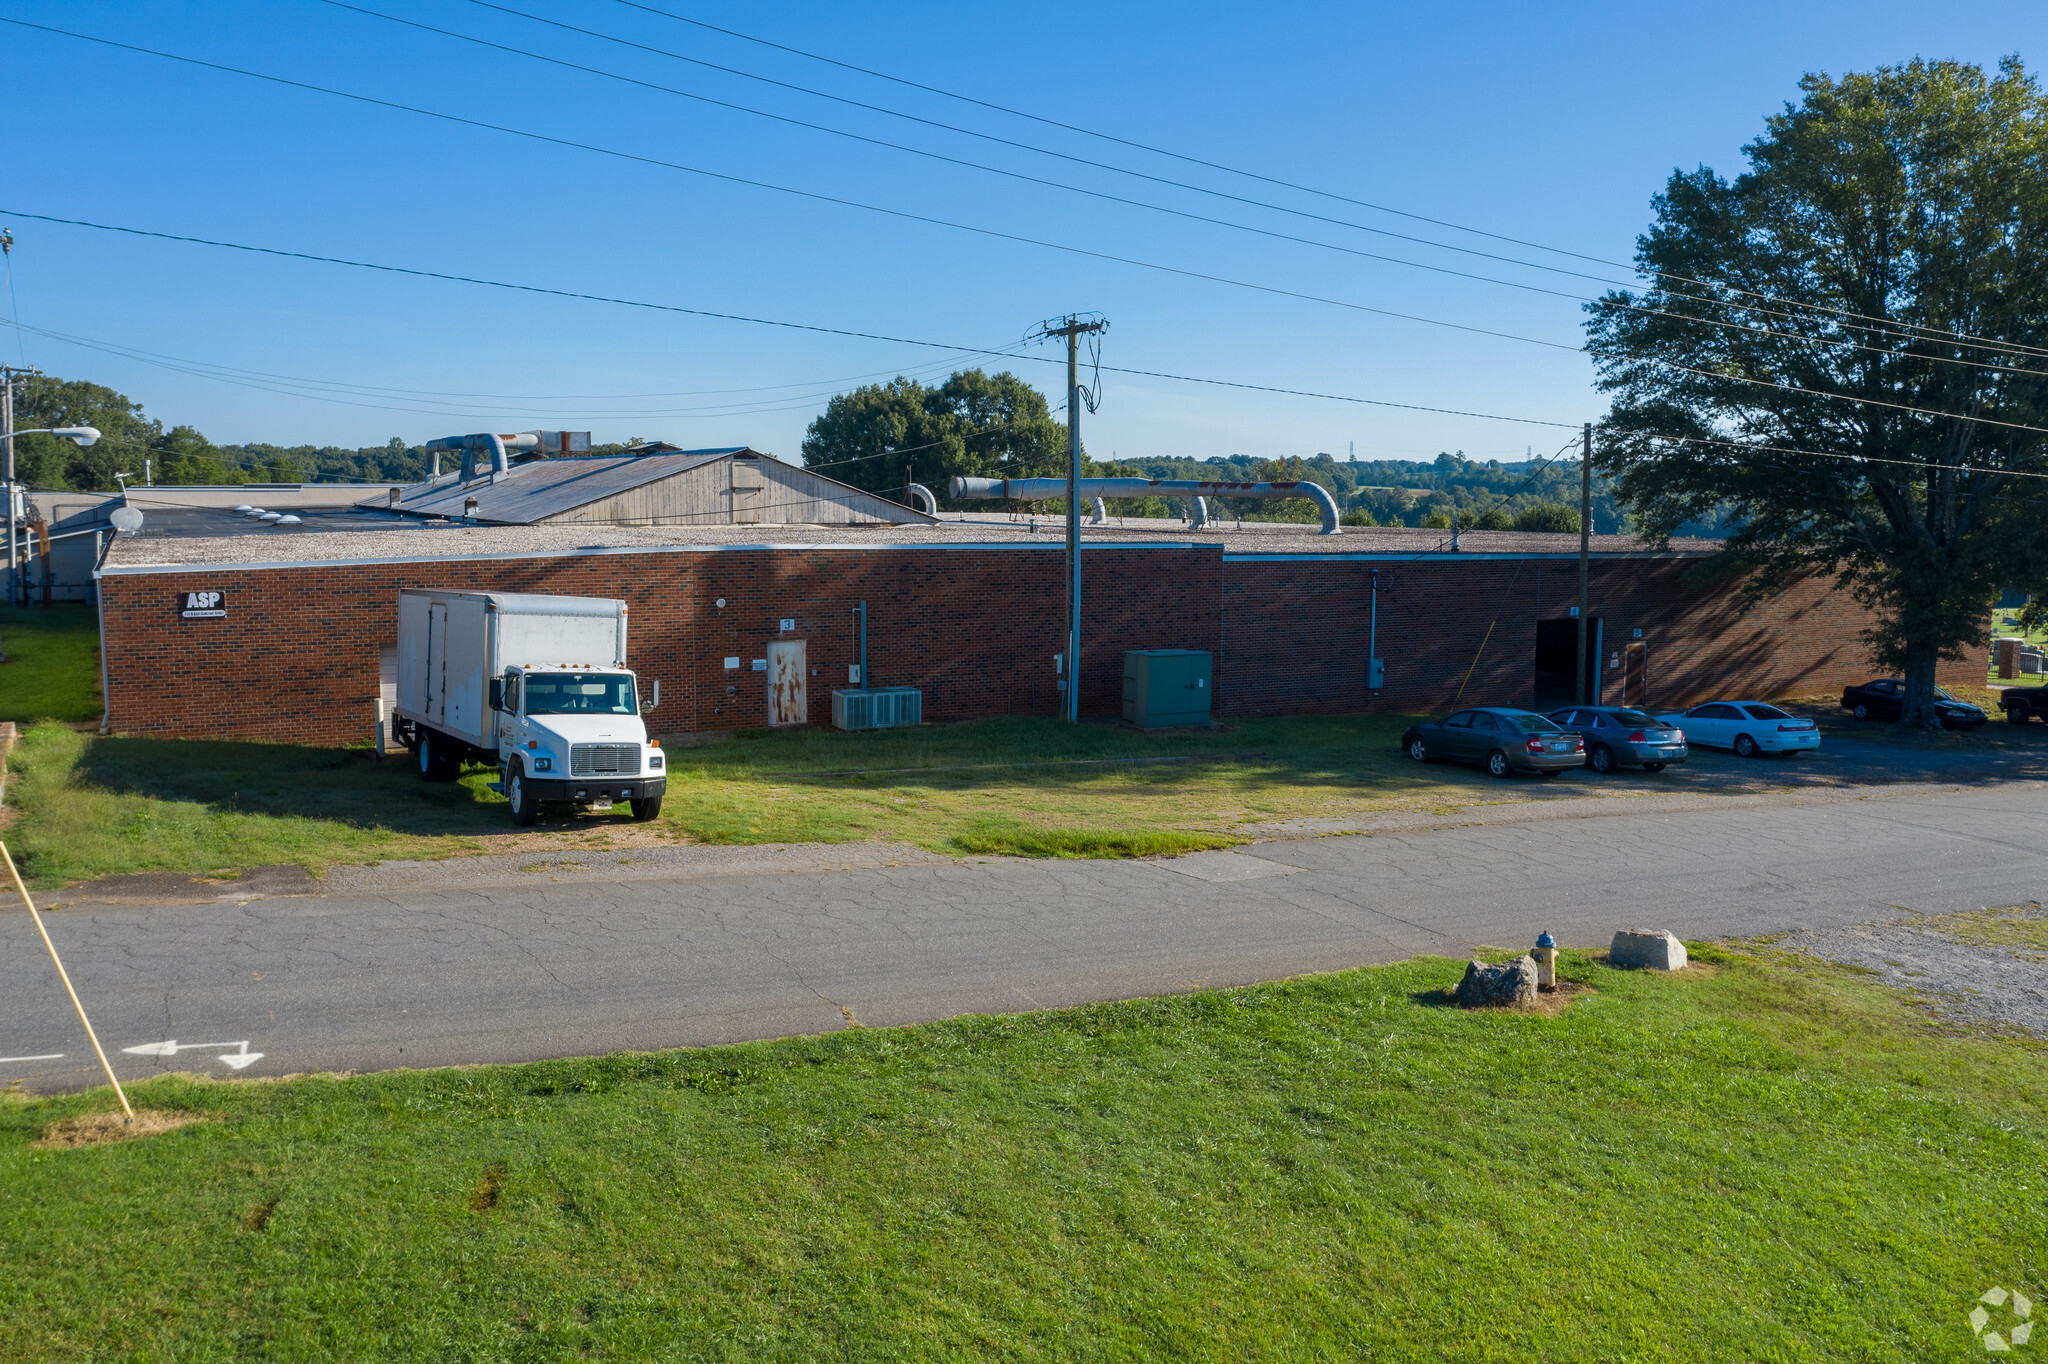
<box><xmin>394</xmin><ymin>589</ymin><xmax>665</xmax><ymax>825</ymax></box>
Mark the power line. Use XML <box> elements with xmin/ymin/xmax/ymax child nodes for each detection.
<box><xmin>0</xmin><ymin>208</ymin><xmax>1585</xmax><ymax>431</ymax></box>
<box><xmin>327</xmin><ymin>1</ymin><xmax>2048</xmax><ymax>382</ymax></box>
<box><xmin>26</xmin><ymin>17</ymin><xmax>2042</xmax><ymax>431</ymax></box>
<box><xmin>593</xmin><ymin>0</ymin><xmax>2048</xmax><ymax>364</ymax></box>
<box><xmin>2</xmin><ymin>17</ymin><xmax>1590</xmax><ymax>359</ymax></box>
<box><xmin>3</xmin><ymin>318</ymin><xmax>1021</xmax><ymax>422</ymax></box>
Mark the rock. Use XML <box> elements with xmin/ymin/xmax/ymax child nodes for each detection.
<box><xmin>1610</xmin><ymin>929</ymin><xmax>1688</xmax><ymax>971</ymax></box>
<box><xmin>1454</xmin><ymin>955</ymin><xmax>1539</xmax><ymax>1008</ymax></box>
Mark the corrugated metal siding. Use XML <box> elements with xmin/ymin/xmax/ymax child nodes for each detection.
<box><xmin>373</xmin><ymin>450</ymin><xmax>931</xmax><ymax>527</ymax></box>
<box><xmin>550</xmin><ymin>457</ymin><xmax>932</xmax><ymax>527</ymax></box>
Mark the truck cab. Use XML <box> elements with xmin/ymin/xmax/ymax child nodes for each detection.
<box><xmin>492</xmin><ymin>665</ymin><xmax>666</xmax><ymax>825</ymax></box>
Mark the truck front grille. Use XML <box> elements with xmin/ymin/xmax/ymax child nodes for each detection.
<box><xmin>570</xmin><ymin>743</ymin><xmax>640</xmax><ymax>776</ymax></box>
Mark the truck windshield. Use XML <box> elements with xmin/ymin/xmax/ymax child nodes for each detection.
<box><xmin>524</xmin><ymin>673</ymin><xmax>637</xmax><ymax>715</ymax></box>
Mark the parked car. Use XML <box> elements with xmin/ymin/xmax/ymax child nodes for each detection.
<box><xmin>1839</xmin><ymin>678</ymin><xmax>1988</xmax><ymax>728</ymax></box>
<box><xmin>1544</xmin><ymin>706</ymin><xmax>1689</xmax><ymax>773</ymax></box>
<box><xmin>2002</xmin><ymin>689</ymin><xmax>2045</xmax><ymax>725</ymax></box>
<box><xmin>1654</xmin><ymin>700</ymin><xmax>1820</xmax><ymax>758</ymax></box>
<box><xmin>1402</xmin><ymin>707</ymin><xmax>1586</xmax><ymax>778</ymax></box>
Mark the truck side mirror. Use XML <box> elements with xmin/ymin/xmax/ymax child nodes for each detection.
<box><xmin>642</xmin><ymin>679</ymin><xmax>660</xmax><ymax>713</ymax></box>
<box><xmin>488</xmin><ymin>678</ymin><xmax>505</xmax><ymax>712</ymax></box>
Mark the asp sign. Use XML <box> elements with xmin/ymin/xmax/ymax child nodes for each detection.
<box><xmin>177</xmin><ymin>590</ymin><xmax>226</xmax><ymax>619</ymax></box>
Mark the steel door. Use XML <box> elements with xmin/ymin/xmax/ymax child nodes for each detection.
<box><xmin>1623</xmin><ymin>643</ymin><xmax>1646</xmax><ymax>707</ymax></box>
<box><xmin>766</xmin><ymin>639</ymin><xmax>807</xmax><ymax>726</ymax></box>
<box><xmin>426</xmin><ymin>602</ymin><xmax>449</xmax><ymax>724</ymax></box>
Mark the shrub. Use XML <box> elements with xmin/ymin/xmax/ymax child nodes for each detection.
<box><xmin>1514</xmin><ymin>503</ymin><xmax>1582</xmax><ymax>533</ymax></box>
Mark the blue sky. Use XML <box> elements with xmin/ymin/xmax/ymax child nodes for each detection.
<box><xmin>3</xmin><ymin>1</ymin><xmax>2041</xmax><ymax>466</ymax></box>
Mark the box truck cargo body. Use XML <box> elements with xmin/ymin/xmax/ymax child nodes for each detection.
<box><xmin>394</xmin><ymin>589</ymin><xmax>664</xmax><ymax>823</ymax></box>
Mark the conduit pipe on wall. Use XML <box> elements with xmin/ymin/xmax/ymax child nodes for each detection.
<box><xmin>948</xmin><ymin>476</ymin><xmax>1338</xmax><ymax>534</ymax></box>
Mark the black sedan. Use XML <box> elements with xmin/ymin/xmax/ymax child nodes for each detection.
<box><xmin>1839</xmin><ymin>679</ymin><xmax>1988</xmax><ymax>728</ymax></box>
<box><xmin>1402</xmin><ymin>707</ymin><xmax>1586</xmax><ymax>778</ymax></box>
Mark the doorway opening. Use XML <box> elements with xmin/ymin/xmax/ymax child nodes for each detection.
<box><xmin>1533</xmin><ymin>617</ymin><xmax>1603</xmax><ymax>710</ymax></box>
<box><xmin>1622</xmin><ymin>641</ymin><xmax>1647</xmax><ymax>707</ymax></box>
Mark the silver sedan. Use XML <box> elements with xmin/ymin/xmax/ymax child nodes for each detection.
<box><xmin>1545</xmin><ymin>706</ymin><xmax>1689</xmax><ymax>774</ymax></box>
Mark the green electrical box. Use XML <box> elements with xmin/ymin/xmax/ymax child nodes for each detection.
<box><xmin>1122</xmin><ymin>649</ymin><xmax>1213</xmax><ymax>729</ymax></box>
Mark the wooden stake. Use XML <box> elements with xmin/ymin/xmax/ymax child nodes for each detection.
<box><xmin>1</xmin><ymin>842</ymin><xmax>133</xmax><ymax>1122</ymax></box>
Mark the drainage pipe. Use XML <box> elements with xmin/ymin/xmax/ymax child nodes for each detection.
<box><xmin>949</xmin><ymin>476</ymin><xmax>1339</xmax><ymax>534</ymax></box>
<box><xmin>905</xmin><ymin>482</ymin><xmax>939</xmax><ymax>516</ymax></box>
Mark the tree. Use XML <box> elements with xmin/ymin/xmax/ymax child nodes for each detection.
<box><xmin>1513</xmin><ymin>503</ymin><xmax>1581</xmax><ymax>534</ymax></box>
<box><xmin>9</xmin><ymin>376</ymin><xmax>160</xmax><ymax>490</ymax></box>
<box><xmin>801</xmin><ymin>370</ymin><xmax>1072</xmax><ymax>509</ymax></box>
<box><xmin>1587</xmin><ymin>59</ymin><xmax>2048</xmax><ymax>728</ymax></box>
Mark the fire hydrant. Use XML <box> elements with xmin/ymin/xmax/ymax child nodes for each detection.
<box><xmin>1533</xmin><ymin>932</ymin><xmax>1558</xmax><ymax>992</ymax></box>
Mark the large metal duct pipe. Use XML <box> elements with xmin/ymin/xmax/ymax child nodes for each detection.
<box><xmin>905</xmin><ymin>482</ymin><xmax>939</xmax><ymax>516</ymax></box>
<box><xmin>948</xmin><ymin>476</ymin><xmax>1339</xmax><ymax>534</ymax></box>
<box><xmin>424</xmin><ymin>433</ymin><xmax>540</xmax><ymax>483</ymax></box>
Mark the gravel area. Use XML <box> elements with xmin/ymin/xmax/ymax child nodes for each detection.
<box><xmin>1790</xmin><ymin>903</ymin><xmax>2048</xmax><ymax>1037</ymax></box>
<box><xmin>102</xmin><ymin>516</ymin><xmax>1718</xmax><ymax>569</ymax></box>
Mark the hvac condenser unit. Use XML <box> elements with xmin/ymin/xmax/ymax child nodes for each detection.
<box><xmin>831</xmin><ymin>686</ymin><xmax>923</xmax><ymax>731</ymax></box>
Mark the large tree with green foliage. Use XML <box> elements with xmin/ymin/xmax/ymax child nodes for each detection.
<box><xmin>8</xmin><ymin>376</ymin><xmax>161</xmax><ymax>490</ymax></box>
<box><xmin>800</xmin><ymin>370</ymin><xmax>1074</xmax><ymax>508</ymax></box>
<box><xmin>1587</xmin><ymin>59</ymin><xmax>2048</xmax><ymax>728</ymax></box>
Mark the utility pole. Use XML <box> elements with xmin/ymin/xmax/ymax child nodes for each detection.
<box><xmin>1037</xmin><ymin>314</ymin><xmax>1107</xmax><ymax>723</ymax></box>
<box><xmin>1</xmin><ymin>363</ymin><xmax>42</xmax><ymax>610</ymax></box>
<box><xmin>1575</xmin><ymin>421</ymin><xmax>1592</xmax><ymax>706</ymax></box>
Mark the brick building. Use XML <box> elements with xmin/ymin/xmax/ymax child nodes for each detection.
<box><xmin>93</xmin><ymin>519</ymin><xmax>1978</xmax><ymax>744</ymax></box>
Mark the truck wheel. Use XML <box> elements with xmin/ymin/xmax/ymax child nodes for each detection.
<box><xmin>2011</xmin><ymin>707</ymin><xmax>2031</xmax><ymax>725</ymax></box>
<box><xmin>629</xmin><ymin>795</ymin><xmax>663</xmax><ymax>822</ymax></box>
<box><xmin>506</xmin><ymin>765</ymin><xmax>541</xmax><ymax>826</ymax></box>
<box><xmin>417</xmin><ymin>730</ymin><xmax>460</xmax><ymax>782</ymax></box>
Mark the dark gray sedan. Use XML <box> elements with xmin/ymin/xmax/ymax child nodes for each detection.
<box><xmin>1545</xmin><ymin>706</ymin><xmax>1689</xmax><ymax>774</ymax></box>
<box><xmin>1402</xmin><ymin>707</ymin><xmax>1586</xmax><ymax>778</ymax></box>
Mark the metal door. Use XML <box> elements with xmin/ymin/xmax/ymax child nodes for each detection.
<box><xmin>766</xmin><ymin>639</ymin><xmax>807</xmax><ymax>726</ymax></box>
<box><xmin>426</xmin><ymin>602</ymin><xmax>449</xmax><ymax>724</ymax></box>
<box><xmin>1623</xmin><ymin>643</ymin><xmax>1646</xmax><ymax>707</ymax></box>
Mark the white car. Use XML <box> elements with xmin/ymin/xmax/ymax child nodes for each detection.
<box><xmin>1655</xmin><ymin>700</ymin><xmax>1820</xmax><ymax>758</ymax></box>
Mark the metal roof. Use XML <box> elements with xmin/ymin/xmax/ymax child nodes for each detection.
<box><xmin>365</xmin><ymin>448</ymin><xmax>755</xmax><ymax>524</ymax></box>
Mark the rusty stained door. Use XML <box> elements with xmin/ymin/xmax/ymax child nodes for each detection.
<box><xmin>766</xmin><ymin>639</ymin><xmax>807</xmax><ymax>726</ymax></box>
<box><xmin>1622</xmin><ymin>642</ymin><xmax>1647</xmax><ymax>708</ymax></box>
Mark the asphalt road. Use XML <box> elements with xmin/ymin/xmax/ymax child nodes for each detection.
<box><xmin>3</xmin><ymin>781</ymin><xmax>2043</xmax><ymax>1092</ymax></box>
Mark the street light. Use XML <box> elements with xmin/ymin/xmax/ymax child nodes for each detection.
<box><xmin>14</xmin><ymin>426</ymin><xmax>100</xmax><ymax>446</ymax></box>
<box><xmin>5</xmin><ymin>427</ymin><xmax>102</xmax><ymax>605</ymax></box>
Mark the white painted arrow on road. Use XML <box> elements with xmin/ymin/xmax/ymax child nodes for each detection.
<box><xmin>122</xmin><ymin>1040</ymin><xmax>264</xmax><ymax>1070</ymax></box>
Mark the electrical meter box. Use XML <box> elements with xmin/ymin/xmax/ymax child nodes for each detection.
<box><xmin>1122</xmin><ymin>649</ymin><xmax>1213</xmax><ymax>729</ymax></box>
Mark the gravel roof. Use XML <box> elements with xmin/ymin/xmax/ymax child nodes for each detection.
<box><xmin>102</xmin><ymin>513</ymin><xmax>1722</xmax><ymax>571</ymax></box>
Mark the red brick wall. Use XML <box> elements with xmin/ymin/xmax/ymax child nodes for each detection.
<box><xmin>1218</xmin><ymin>553</ymin><xmax>1981</xmax><ymax>718</ymax></box>
<box><xmin>101</xmin><ymin>543</ymin><xmax>1982</xmax><ymax>744</ymax></box>
<box><xmin>100</xmin><ymin>544</ymin><xmax>1221</xmax><ymax>744</ymax></box>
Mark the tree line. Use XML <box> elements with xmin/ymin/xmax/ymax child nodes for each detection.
<box><xmin>797</xmin><ymin>370</ymin><xmax>1615</xmax><ymax>532</ymax></box>
<box><xmin>6</xmin><ymin>375</ymin><xmax>427</xmax><ymax>490</ymax></box>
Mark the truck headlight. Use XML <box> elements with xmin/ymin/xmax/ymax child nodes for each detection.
<box><xmin>532</xmin><ymin>755</ymin><xmax>554</xmax><ymax>772</ymax></box>
<box><xmin>648</xmin><ymin>753</ymin><xmax>663</xmax><ymax>770</ymax></box>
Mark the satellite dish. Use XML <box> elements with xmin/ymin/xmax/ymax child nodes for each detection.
<box><xmin>108</xmin><ymin>506</ymin><xmax>144</xmax><ymax>534</ymax></box>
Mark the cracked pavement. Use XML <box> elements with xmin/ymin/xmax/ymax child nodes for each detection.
<box><xmin>3</xmin><ymin>781</ymin><xmax>2044</xmax><ymax>1092</ymax></box>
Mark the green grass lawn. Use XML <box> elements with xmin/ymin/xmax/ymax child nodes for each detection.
<box><xmin>0</xmin><ymin>605</ymin><xmax>102</xmax><ymax>724</ymax></box>
<box><xmin>655</xmin><ymin>712</ymin><xmax>1462</xmax><ymax>854</ymax></box>
<box><xmin>3</xmin><ymin>946</ymin><xmax>2039</xmax><ymax>1361</ymax></box>
<box><xmin>1</xmin><ymin>712</ymin><xmax>1516</xmax><ymax>887</ymax></box>
<box><xmin>1</xmin><ymin>720</ymin><xmax>508</xmax><ymax>887</ymax></box>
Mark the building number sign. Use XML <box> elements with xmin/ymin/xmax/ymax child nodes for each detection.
<box><xmin>178</xmin><ymin>591</ymin><xmax>227</xmax><ymax>619</ymax></box>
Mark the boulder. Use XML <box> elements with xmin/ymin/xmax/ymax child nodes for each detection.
<box><xmin>1610</xmin><ymin>929</ymin><xmax>1688</xmax><ymax>971</ymax></box>
<box><xmin>1454</xmin><ymin>955</ymin><xmax>1539</xmax><ymax>1008</ymax></box>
